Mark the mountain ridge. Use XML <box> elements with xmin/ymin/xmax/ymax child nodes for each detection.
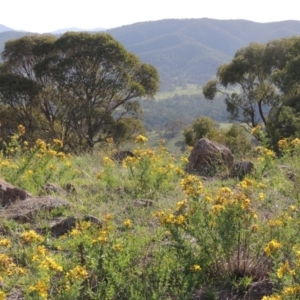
<box><xmin>1</xmin><ymin>18</ymin><xmax>300</xmax><ymax>90</ymax></box>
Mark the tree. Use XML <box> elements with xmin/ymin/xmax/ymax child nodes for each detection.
<box><xmin>0</xmin><ymin>33</ymin><xmax>159</xmax><ymax>151</ymax></box>
<box><xmin>183</xmin><ymin>116</ymin><xmax>219</xmax><ymax>146</ymax></box>
<box><xmin>202</xmin><ymin>43</ymin><xmax>279</xmax><ymax>129</ymax></box>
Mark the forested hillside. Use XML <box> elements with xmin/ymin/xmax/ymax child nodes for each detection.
<box><xmin>2</xmin><ymin>19</ymin><xmax>300</xmax><ymax>91</ymax></box>
<box><xmin>107</xmin><ymin>19</ymin><xmax>300</xmax><ymax>90</ymax></box>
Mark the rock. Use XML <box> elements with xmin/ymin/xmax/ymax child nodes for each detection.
<box><xmin>231</xmin><ymin>161</ymin><xmax>254</xmax><ymax>179</ymax></box>
<box><xmin>187</xmin><ymin>138</ymin><xmax>234</xmax><ymax>176</ymax></box>
<box><xmin>133</xmin><ymin>199</ymin><xmax>153</xmax><ymax>207</ymax></box>
<box><xmin>112</xmin><ymin>150</ymin><xmax>135</xmax><ymax>163</ymax></box>
<box><xmin>286</xmin><ymin>171</ymin><xmax>297</xmax><ymax>182</ymax></box>
<box><xmin>243</xmin><ymin>279</ymin><xmax>273</xmax><ymax>300</ymax></box>
<box><xmin>0</xmin><ymin>196</ymin><xmax>69</xmax><ymax>222</ymax></box>
<box><xmin>83</xmin><ymin>215</ymin><xmax>103</xmax><ymax>226</ymax></box>
<box><xmin>49</xmin><ymin>215</ymin><xmax>102</xmax><ymax>237</ymax></box>
<box><xmin>6</xmin><ymin>286</ymin><xmax>24</xmax><ymax>300</ymax></box>
<box><xmin>0</xmin><ymin>178</ymin><xmax>32</xmax><ymax>207</ymax></box>
<box><xmin>40</xmin><ymin>182</ymin><xmax>67</xmax><ymax>196</ymax></box>
<box><xmin>49</xmin><ymin>216</ymin><xmax>77</xmax><ymax>237</ymax></box>
<box><xmin>64</xmin><ymin>183</ymin><xmax>77</xmax><ymax>194</ymax></box>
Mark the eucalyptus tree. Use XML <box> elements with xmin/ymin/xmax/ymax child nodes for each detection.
<box><xmin>0</xmin><ymin>32</ymin><xmax>159</xmax><ymax>151</ymax></box>
<box><xmin>202</xmin><ymin>43</ymin><xmax>279</xmax><ymax>129</ymax></box>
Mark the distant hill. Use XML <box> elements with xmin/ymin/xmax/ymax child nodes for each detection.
<box><xmin>1</xmin><ymin>18</ymin><xmax>300</xmax><ymax>90</ymax></box>
<box><xmin>51</xmin><ymin>27</ymin><xmax>107</xmax><ymax>34</ymax></box>
<box><xmin>106</xmin><ymin>18</ymin><xmax>300</xmax><ymax>90</ymax></box>
<box><xmin>0</xmin><ymin>24</ymin><xmax>15</xmax><ymax>33</ymax></box>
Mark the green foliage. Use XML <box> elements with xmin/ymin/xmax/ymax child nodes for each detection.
<box><xmin>224</xmin><ymin>124</ymin><xmax>253</xmax><ymax>157</ymax></box>
<box><xmin>183</xmin><ymin>116</ymin><xmax>219</xmax><ymax>146</ymax></box>
<box><xmin>267</xmin><ymin>104</ymin><xmax>300</xmax><ymax>152</ymax></box>
<box><xmin>0</xmin><ymin>33</ymin><xmax>159</xmax><ymax>152</ymax></box>
<box><xmin>2</xmin><ymin>128</ymin><xmax>300</xmax><ymax>298</ymax></box>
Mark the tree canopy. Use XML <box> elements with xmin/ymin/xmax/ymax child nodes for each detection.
<box><xmin>0</xmin><ymin>33</ymin><xmax>159</xmax><ymax>151</ymax></box>
<box><xmin>202</xmin><ymin>37</ymin><xmax>300</xmax><ymax>146</ymax></box>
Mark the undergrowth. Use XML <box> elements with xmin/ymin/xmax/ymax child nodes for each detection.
<box><xmin>0</xmin><ymin>126</ymin><xmax>300</xmax><ymax>299</ymax></box>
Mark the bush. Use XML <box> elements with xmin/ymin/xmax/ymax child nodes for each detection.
<box><xmin>183</xmin><ymin>116</ymin><xmax>219</xmax><ymax>146</ymax></box>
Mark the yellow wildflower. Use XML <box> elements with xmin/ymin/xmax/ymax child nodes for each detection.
<box><xmin>291</xmin><ymin>138</ymin><xmax>300</xmax><ymax>147</ymax></box>
<box><xmin>134</xmin><ymin>134</ymin><xmax>148</xmax><ymax>143</ymax></box>
<box><xmin>282</xmin><ymin>285</ymin><xmax>300</xmax><ymax>296</ymax></box>
<box><xmin>264</xmin><ymin>239</ymin><xmax>281</xmax><ymax>256</ymax></box>
<box><xmin>39</xmin><ymin>257</ymin><xmax>63</xmax><ymax>272</ymax></box>
<box><xmin>190</xmin><ymin>264</ymin><xmax>202</xmax><ymax>272</ymax></box>
<box><xmin>277</xmin><ymin>261</ymin><xmax>295</xmax><ymax>278</ymax></box>
<box><xmin>103</xmin><ymin>156</ymin><xmax>115</xmax><ymax>166</ymax></box>
<box><xmin>278</xmin><ymin>138</ymin><xmax>289</xmax><ymax>150</ymax></box>
<box><xmin>268</xmin><ymin>219</ymin><xmax>284</xmax><ymax>228</ymax></box>
<box><xmin>261</xmin><ymin>295</ymin><xmax>282</xmax><ymax>300</ymax></box>
<box><xmin>0</xmin><ymin>290</ymin><xmax>6</xmax><ymax>300</ymax></box>
<box><xmin>21</xmin><ymin>230</ymin><xmax>44</xmax><ymax>243</ymax></box>
<box><xmin>211</xmin><ymin>204</ymin><xmax>224</xmax><ymax>214</ymax></box>
<box><xmin>96</xmin><ymin>170</ymin><xmax>104</xmax><ymax>179</ymax></box>
<box><xmin>112</xmin><ymin>244</ymin><xmax>123</xmax><ymax>252</ymax></box>
<box><xmin>175</xmin><ymin>215</ymin><xmax>186</xmax><ymax>225</ymax></box>
<box><xmin>17</xmin><ymin>124</ymin><xmax>26</xmax><ymax>134</ymax></box>
<box><xmin>53</xmin><ymin>138</ymin><xmax>63</xmax><ymax>148</ymax></box>
<box><xmin>175</xmin><ymin>199</ymin><xmax>188</xmax><ymax>212</ymax></box>
<box><xmin>0</xmin><ymin>238</ymin><xmax>11</xmax><ymax>248</ymax></box>
<box><xmin>66</xmin><ymin>266</ymin><xmax>88</xmax><ymax>280</ymax></box>
<box><xmin>123</xmin><ymin>219</ymin><xmax>133</xmax><ymax>228</ymax></box>
<box><xmin>29</xmin><ymin>279</ymin><xmax>49</xmax><ymax>299</ymax></box>
<box><xmin>251</xmin><ymin>125</ymin><xmax>261</xmax><ymax>135</ymax></box>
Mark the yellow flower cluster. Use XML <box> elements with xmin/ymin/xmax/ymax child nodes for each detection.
<box><xmin>0</xmin><ymin>291</ymin><xmax>6</xmax><ymax>300</ymax></box>
<box><xmin>93</xmin><ymin>230</ymin><xmax>109</xmax><ymax>245</ymax></box>
<box><xmin>66</xmin><ymin>265</ymin><xmax>88</xmax><ymax>280</ymax></box>
<box><xmin>278</xmin><ymin>138</ymin><xmax>289</xmax><ymax>150</ymax></box>
<box><xmin>291</xmin><ymin>138</ymin><xmax>300</xmax><ymax>147</ymax></box>
<box><xmin>175</xmin><ymin>199</ymin><xmax>188</xmax><ymax>212</ymax></box>
<box><xmin>268</xmin><ymin>219</ymin><xmax>284</xmax><ymax>228</ymax></box>
<box><xmin>103</xmin><ymin>156</ymin><xmax>115</xmax><ymax>166</ymax></box>
<box><xmin>39</xmin><ymin>257</ymin><xmax>63</xmax><ymax>272</ymax></box>
<box><xmin>0</xmin><ymin>238</ymin><xmax>11</xmax><ymax>248</ymax></box>
<box><xmin>112</xmin><ymin>243</ymin><xmax>123</xmax><ymax>252</ymax></box>
<box><xmin>17</xmin><ymin>124</ymin><xmax>26</xmax><ymax>134</ymax></box>
<box><xmin>251</xmin><ymin>125</ymin><xmax>261</xmax><ymax>135</ymax></box>
<box><xmin>277</xmin><ymin>261</ymin><xmax>295</xmax><ymax>278</ymax></box>
<box><xmin>134</xmin><ymin>134</ymin><xmax>148</xmax><ymax>143</ymax></box>
<box><xmin>190</xmin><ymin>264</ymin><xmax>202</xmax><ymax>272</ymax></box>
<box><xmin>239</xmin><ymin>178</ymin><xmax>254</xmax><ymax>189</ymax></box>
<box><xmin>180</xmin><ymin>175</ymin><xmax>203</xmax><ymax>197</ymax></box>
<box><xmin>21</xmin><ymin>230</ymin><xmax>44</xmax><ymax>243</ymax></box>
<box><xmin>29</xmin><ymin>278</ymin><xmax>49</xmax><ymax>299</ymax></box>
<box><xmin>123</xmin><ymin>219</ymin><xmax>133</xmax><ymax>228</ymax></box>
<box><xmin>153</xmin><ymin>211</ymin><xmax>186</xmax><ymax>226</ymax></box>
<box><xmin>255</xmin><ymin>146</ymin><xmax>276</xmax><ymax>158</ymax></box>
<box><xmin>261</xmin><ymin>295</ymin><xmax>282</xmax><ymax>300</ymax></box>
<box><xmin>264</xmin><ymin>239</ymin><xmax>281</xmax><ymax>256</ymax></box>
<box><xmin>282</xmin><ymin>285</ymin><xmax>300</xmax><ymax>296</ymax></box>
<box><xmin>0</xmin><ymin>253</ymin><xmax>26</xmax><ymax>277</ymax></box>
<box><xmin>53</xmin><ymin>138</ymin><xmax>63</xmax><ymax>148</ymax></box>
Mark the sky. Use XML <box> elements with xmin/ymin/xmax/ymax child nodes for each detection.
<box><xmin>1</xmin><ymin>0</ymin><xmax>300</xmax><ymax>33</ymax></box>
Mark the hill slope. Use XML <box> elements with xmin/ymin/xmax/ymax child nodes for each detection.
<box><xmin>2</xmin><ymin>19</ymin><xmax>300</xmax><ymax>90</ymax></box>
<box><xmin>0</xmin><ymin>24</ymin><xmax>14</xmax><ymax>33</ymax></box>
<box><xmin>107</xmin><ymin>18</ymin><xmax>300</xmax><ymax>89</ymax></box>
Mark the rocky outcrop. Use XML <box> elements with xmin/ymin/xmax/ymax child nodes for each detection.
<box><xmin>0</xmin><ymin>196</ymin><xmax>69</xmax><ymax>222</ymax></box>
<box><xmin>112</xmin><ymin>150</ymin><xmax>135</xmax><ymax>163</ymax></box>
<box><xmin>186</xmin><ymin>138</ymin><xmax>234</xmax><ymax>176</ymax></box>
<box><xmin>0</xmin><ymin>179</ymin><xmax>31</xmax><ymax>207</ymax></box>
<box><xmin>231</xmin><ymin>161</ymin><xmax>254</xmax><ymax>179</ymax></box>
